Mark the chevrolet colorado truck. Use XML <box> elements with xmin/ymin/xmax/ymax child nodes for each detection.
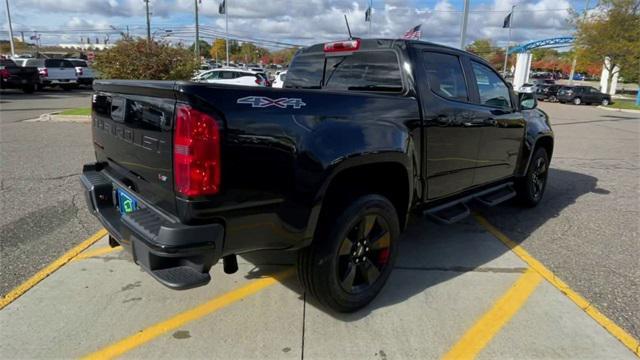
<box><xmin>81</xmin><ymin>39</ymin><xmax>553</xmax><ymax>312</ymax></box>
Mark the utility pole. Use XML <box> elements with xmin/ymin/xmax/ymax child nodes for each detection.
<box><xmin>144</xmin><ymin>0</ymin><xmax>151</xmax><ymax>45</ymax></box>
<box><xmin>20</xmin><ymin>31</ymin><xmax>24</xmax><ymax>42</ymax></box>
<box><xmin>4</xmin><ymin>0</ymin><xmax>16</xmax><ymax>57</ymax></box>
<box><xmin>459</xmin><ymin>0</ymin><xmax>470</xmax><ymax>49</ymax></box>
<box><xmin>194</xmin><ymin>0</ymin><xmax>200</xmax><ymax>59</ymax></box>
<box><xmin>570</xmin><ymin>0</ymin><xmax>590</xmax><ymax>84</ymax></box>
<box><xmin>225</xmin><ymin>1</ymin><xmax>229</xmax><ymax>66</ymax></box>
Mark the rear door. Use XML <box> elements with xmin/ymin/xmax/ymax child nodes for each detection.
<box><xmin>415</xmin><ymin>49</ymin><xmax>480</xmax><ymax>199</ymax></box>
<box><xmin>466</xmin><ymin>60</ymin><xmax>526</xmax><ymax>185</ymax></box>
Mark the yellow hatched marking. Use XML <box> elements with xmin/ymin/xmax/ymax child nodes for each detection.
<box><xmin>474</xmin><ymin>213</ymin><xmax>640</xmax><ymax>357</ymax></box>
<box><xmin>0</xmin><ymin>228</ymin><xmax>108</xmax><ymax>310</ymax></box>
<box><xmin>442</xmin><ymin>268</ymin><xmax>543</xmax><ymax>360</ymax></box>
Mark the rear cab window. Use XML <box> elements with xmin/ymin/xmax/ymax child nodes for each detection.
<box><xmin>69</xmin><ymin>60</ymin><xmax>88</xmax><ymax>67</ymax></box>
<box><xmin>44</xmin><ymin>59</ymin><xmax>74</xmax><ymax>68</ymax></box>
<box><xmin>285</xmin><ymin>50</ymin><xmax>404</xmax><ymax>93</ymax></box>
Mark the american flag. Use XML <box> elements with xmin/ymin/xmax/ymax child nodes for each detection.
<box><xmin>402</xmin><ymin>24</ymin><xmax>422</xmax><ymax>40</ymax></box>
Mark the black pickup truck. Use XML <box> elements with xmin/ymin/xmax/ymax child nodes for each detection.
<box><xmin>0</xmin><ymin>59</ymin><xmax>39</xmax><ymax>93</ymax></box>
<box><xmin>81</xmin><ymin>39</ymin><xmax>553</xmax><ymax>312</ymax></box>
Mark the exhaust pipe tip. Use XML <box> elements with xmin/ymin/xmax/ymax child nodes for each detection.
<box><xmin>223</xmin><ymin>254</ymin><xmax>238</xmax><ymax>274</ymax></box>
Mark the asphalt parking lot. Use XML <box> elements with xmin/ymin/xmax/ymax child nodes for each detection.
<box><xmin>0</xmin><ymin>94</ymin><xmax>639</xmax><ymax>359</ymax></box>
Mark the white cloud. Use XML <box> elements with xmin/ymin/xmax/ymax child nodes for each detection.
<box><xmin>3</xmin><ymin>0</ymin><xmax>574</xmax><ymax>48</ymax></box>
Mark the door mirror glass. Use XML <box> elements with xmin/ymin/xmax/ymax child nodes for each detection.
<box><xmin>519</xmin><ymin>92</ymin><xmax>537</xmax><ymax>110</ymax></box>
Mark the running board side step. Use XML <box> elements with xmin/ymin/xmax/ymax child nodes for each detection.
<box><xmin>475</xmin><ymin>184</ymin><xmax>517</xmax><ymax>207</ymax></box>
<box><xmin>423</xmin><ymin>182</ymin><xmax>516</xmax><ymax>224</ymax></box>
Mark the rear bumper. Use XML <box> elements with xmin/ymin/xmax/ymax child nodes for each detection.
<box><xmin>0</xmin><ymin>78</ymin><xmax>37</xmax><ymax>88</ymax></box>
<box><xmin>77</xmin><ymin>78</ymin><xmax>94</xmax><ymax>85</ymax></box>
<box><xmin>80</xmin><ymin>163</ymin><xmax>224</xmax><ymax>290</ymax></box>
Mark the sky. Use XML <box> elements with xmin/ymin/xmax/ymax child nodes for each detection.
<box><xmin>1</xmin><ymin>0</ymin><xmax>586</xmax><ymax>50</ymax></box>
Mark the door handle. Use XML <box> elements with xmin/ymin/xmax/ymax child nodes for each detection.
<box><xmin>462</xmin><ymin>121</ymin><xmax>484</xmax><ymax>127</ymax></box>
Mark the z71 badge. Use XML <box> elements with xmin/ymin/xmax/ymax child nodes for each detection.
<box><xmin>237</xmin><ymin>96</ymin><xmax>306</xmax><ymax>109</ymax></box>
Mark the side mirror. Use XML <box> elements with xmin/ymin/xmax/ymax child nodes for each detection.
<box><xmin>519</xmin><ymin>92</ymin><xmax>538</xmax><ymax>110</ymax></box>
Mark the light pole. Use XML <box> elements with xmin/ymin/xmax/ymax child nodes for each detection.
<box><xmin>4</xmin><ymin>0</ymin><xmax>16</xmax><ymax>57</ymax></box>
<box><xmin>459</xmin><ymin>0</ymin><xmax>470</xmax><ymax>49</ymax></box>
<box><xmin>144</xmin><ymin>0</ymin><xmax>151</xmax><ymax>45</ymax></box>
<box><xmin>194</xmin><ymin>0</ymin><xmax>200</xmax><ymax>59</ymax></box>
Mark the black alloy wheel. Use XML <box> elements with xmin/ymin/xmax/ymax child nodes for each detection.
<box><xmin>515</xmin><ymin>147</ymin><xmax>549</xmax><ymax>207</ymax></box>
<box><xmin>298</xmin><ymin>194</ymin><xmax>399</xmax><ymax>312</ymax></box>
<box><xmin>337</xmin><ymin>214</ymin><xmax>392</xmax><ymax>294</ymax></box>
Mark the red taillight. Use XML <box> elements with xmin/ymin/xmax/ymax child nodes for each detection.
<box><xmin>39</xmin><ymin>68</ymin><xmax>48</xmax><ymax>77</ymax></box>
<box><xmin>323</xmin><ymin>39</ymin><xmax>361</xmax><ymax>53</ymax></box>
<box><xmin>0</xmin><ymin>68</ymin><xmax>9</xmax><ymax>79</ymax></box>
<box><xmin>255</xmin><ymin>77</ymin><xmax>261</xmax><ymax>85</ymax></box>
<box><xmin>173</xmin><ymin>105</ymin><xmax>221</xmax><ymax>197</ymax></box>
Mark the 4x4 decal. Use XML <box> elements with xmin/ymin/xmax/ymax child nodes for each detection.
<box><xmin>237</xmin><ymin>96</ymin><xmax>306</xmax><ymax>109</ymax></box>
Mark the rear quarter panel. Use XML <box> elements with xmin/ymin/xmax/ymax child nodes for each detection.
<box><xmin>177</xmin><ymin>83</ymin><xmax>421</xmax><ymax>253</ymax></box>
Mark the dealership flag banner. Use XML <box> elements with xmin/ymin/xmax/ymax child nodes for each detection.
<box><xmin>503</xmin><ymin>11</ymin><xmax>512</xmax><ymax>28</ymax></box>
<box><xmin>402</xmin><ymin>24</ymin><xmax>422</xmax><ymax>40</ymax></box>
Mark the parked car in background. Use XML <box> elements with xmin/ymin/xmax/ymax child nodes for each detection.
<box><xmin>0</xmin><ymin>59</ymin><xmax>40</xmax><ymax>93</ymax></box>
<box><xmin>536</xmin><ymin>84</ymin><xmax>561</xmax><ymax>102</ymax></box>
<box><xmin>66</xmin><ymin>59</ymin><xmax>95</xmax><ymax>86</ymax></box>
<box><xmin>572</xmin><ymin>73</ymin><xmax>586</xmax><ymax>81</ymax></box>
<box><xmin>192</xmin><ymin>68</ymin><xmax>268</xmax><ymax>87</ymax></box>
<box><xmin>272</xmin><ymin>70</ymin><xmax>287</xmax><ymax>88</ymax></box>
<box><xmin>23</xmin><ymin>58</ymin><xmax>77</xmax><ymax>90</ymax></box>
<box><xmin>519</xmin><ymin>83</ymin><xmax>537</xmax><ymax>93</ymax></box>
<box><xmin>557</xmin><ymin>86</ymin><xmax>612</xmax><ymax>105</ymax></box>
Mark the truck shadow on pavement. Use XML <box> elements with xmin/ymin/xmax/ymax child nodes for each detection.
<box><xmin>240</xmin><ymin>168</ymin><xmax>603</xmax><ymax>320</ymax></box>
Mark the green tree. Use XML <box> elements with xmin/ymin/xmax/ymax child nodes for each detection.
<box><xmin>574</xmin><ymin>0</ymin><xmax>640</xmax><ymax>90</ymax></box>
<box><xmin>465</xmin><ymin>39</ymin><xmax>493</xmax><ymax>56</ymax></box>
<box><xmin>209</xmin><ymin>39</ymin><xmax>226</xmax><ymax>62</ymax></box>
<box><xmin>190</xmin><ymin>40</ymin><xmax>211</xmax><ymax>58</ymax></box>
<box><xmin>93</xmin><ymin>38</ymin><xmax>199</xmax><ymax>80</ymax></box>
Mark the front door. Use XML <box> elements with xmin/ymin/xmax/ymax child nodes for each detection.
<box><xmin>416</xmin><ymin>50</ymin><xmax>482</xmax><ymax>199</ymax></box>
<box><xmin>467</xmin><ymin>60</ymin><xmax>526</xmax><ymax>185</ymax></box>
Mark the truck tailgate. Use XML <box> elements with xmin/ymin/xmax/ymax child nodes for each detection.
<box><xmin>92</xmin><ymin>81</ymin><xmax>177</xmax><ymax>215</ymax></box>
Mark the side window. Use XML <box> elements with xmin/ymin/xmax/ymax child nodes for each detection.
<box><xmin>471</xmin><ymin>61</ymin><xmax>512</xmax><ymax>109</ymax></box>
<box><xmin>220</xmin><ymin>71</ymin><xmax>235</xmax><ymax>80</ymax></box>
<box><xmin>590</xmin><ymin>87</ymin><xmax>599</xmax><ymax>93</ymax></box>
<box><xmin>421</xmin><ymin>52</ymin><xmax>468</xmax><ymax>101</ymax></box>
<box><xmin>203</xmin><ymin>71</ymin><xmax>218</xmax><ymax>80</ymax></box>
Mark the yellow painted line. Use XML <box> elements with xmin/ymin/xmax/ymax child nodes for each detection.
<box><xmin>474</xmin><ymin>213</ymin><xmax>640</xmax><ymax>358</ymax></box>
<box><xmin>72</xmin><ymin>245</ymin><xmax>123</xmax><ymax>261</ymax></box>
<box><xmin>442</xmin><ymin>268</ymin><xmax>543</xmax><ymax>360</ymax></box>
<box><xmin>0</xmin><ymin>228</ymin><xmax>108</xmax><ymax>310</ymax></box>
<box><xmin>81</xmin><ymin>268</ymin><xmax>294</xmax><ymax>360</ymax></box>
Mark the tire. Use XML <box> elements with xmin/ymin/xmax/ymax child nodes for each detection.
<box><xmin>601</xmin><ymin>98</ymin><xmax>610</xmax><ymax>106</ymax></box>
<box><xmin>515</xmin><ymin>147</ymin><xmax>549</xmax><ymax>207</ymax></box>
<box><xmin>22</xmin><ymin>85</ymin><xmax>35</xmax><ymax>94</ymax></box>
<box><xmin>549</xmin><ymin>95</ymin><xmax>557</xmax><ymax>102</ymax></box>
<box><xmin>298</xmin><ymin>194</ymin><xmax>400</xmax><ymax>312</ymax></box>
<box><xmin>573</xmin><ymin>97</ymin><xmax>582</xmax><ymax>105</ymax></box>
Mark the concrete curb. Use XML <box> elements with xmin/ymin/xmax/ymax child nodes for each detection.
<box><xmin>597</xmin><ymin>106</ymin><xmax>640</xmax><ymax>114</ymax></box>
